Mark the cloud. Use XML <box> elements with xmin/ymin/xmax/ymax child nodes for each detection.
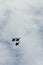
<box><xmin>0</xmin><ymin>0</ymin><xmax>43</xmax><ymax>65</ymax></box>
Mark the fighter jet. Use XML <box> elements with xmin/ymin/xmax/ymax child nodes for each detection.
<box><xmin>15</xmin><ymin>42</ymin><xmax>20</xmax><ymax>46</ymax></box>
<box><xmin>12</xmin><ymin>38</ymin><xmax>15</xmax><ymax>41</ymax></box>
<box><xmin>16</xmin><ymin>38</ymin><xmax>20</xmax><ymax>41</ymax></box>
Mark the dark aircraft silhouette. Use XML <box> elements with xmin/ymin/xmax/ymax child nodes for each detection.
<box><xmin>12</xmin><ymin>38</ymin><xmax>20</xmax><ymax>46</ymax></box>
<box><xmin>16</xmin><ymin>38</ymin><xmax>20</xmax><ymax>41</ymax></box>
<box><xmin>12</xmin><ymin>38</ymin><xmax>15</xmax><ymax>41</ymax></box>
<box><xmin>15</xmin><ymin>42</ymin><xmax>20</xmax><ymax>46</ymax></box>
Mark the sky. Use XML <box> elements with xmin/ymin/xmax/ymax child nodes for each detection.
<box><xmin>0</xmin><ymin>0</ymin><xmax>43</xmax><ymax>65</ymax></box>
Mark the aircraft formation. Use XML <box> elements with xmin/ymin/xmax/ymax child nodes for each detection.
<box><xmin>12</xmin><ymin>38</ymin><xmax>20</xmax><ymax>46</ymax></box>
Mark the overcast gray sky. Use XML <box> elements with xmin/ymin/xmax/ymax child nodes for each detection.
<box><xmin>0</xmin><ymin>0</ymin><xmax>43</xmax><ymax>65</ymax></box>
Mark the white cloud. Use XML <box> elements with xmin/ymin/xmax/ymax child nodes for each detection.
<box><xmin>0</xmin><ymin>0</ymin><xmax>43</xmax><ymax>65</ymax></box>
